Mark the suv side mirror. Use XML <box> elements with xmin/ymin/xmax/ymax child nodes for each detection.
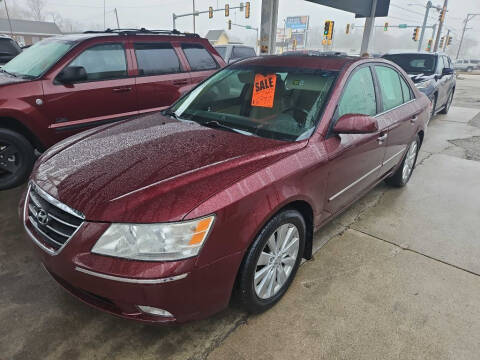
<box><xmin>57</xmin><ymin>66</ymin><xmax>87</xmax><ymax>84</ymax></box>
<box><xmin>333</xmin><ymin>114</ymin><xmax>378</xmax><ymax>134</ymax></box>
<box><xmin>442</xmin><ymin>67</ymin><xmax>454</xmax><ymax>76</ymax></box>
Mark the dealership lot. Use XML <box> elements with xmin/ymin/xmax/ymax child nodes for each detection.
<box><xmin>1</xmin><ymin>75</ymin><xmax>480</xmax><ymax>360</ymax></box>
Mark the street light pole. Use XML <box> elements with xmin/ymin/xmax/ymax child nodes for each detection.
<box><xmin>433</xmin><ymin>0</ymin><xmax>447</xmax><ymax>52</ymax></box>
<box><xmin>456</xmin><ymin>14</ymin><xmax>479</xmax><ymax>59</ymax></box>
<box><xmin>192</xmin><ymin>0</ymin><xmax>196</xmax><ymax>34</ymax></box>
<box><xmin>418</xmin><ymin>1</ymin><xmax>432</xmax><ymax>52</ymax></box>
<box><xmin>1</xmin><ymin>0</ymin><xmax>14</xmax><ymax>37</ymax></box>
<box><xmin>114</xmin><ymin>8</ymin><xmax>120</xmax><ymax>28</ymax></box>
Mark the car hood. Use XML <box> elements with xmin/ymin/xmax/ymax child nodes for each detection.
<box><xmin>33</xmin><ymin>113</ymin><xmax>305</xmax><ymax>223</ymax></box>
<box><xmin>408</xmin><ymin>73</ymin><xmax>435</xmax><ymax>84</ymax></box>
<box><xmin>0</xmin><ymin>72</ymin><xmax>30</xmax><ymax>85</ymax></box>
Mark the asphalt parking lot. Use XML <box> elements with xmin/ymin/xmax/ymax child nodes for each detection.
<box><xmin>1</xmin><ymin>75</ymin><xmax>480</xmax><ymax>360</ymax></box>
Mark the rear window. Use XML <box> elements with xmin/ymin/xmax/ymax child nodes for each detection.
<box><xmin>182</xmin><ymin>43</ymin><xmax>218</xmax><ymax>71</ymax></box>
<box><xmin>383</xmin><ymin>54</ymin><xmax>436</xmax><ymax>74</ymax></box>
<box><xmin>134</xmin><ymin>43</ymin><xmax>181</xmax><ymax>75</ymax></box>
<box><xmin>232</xmin><ymin>46</ymin><xmax>256</xmax><ymax>59</ymax></box>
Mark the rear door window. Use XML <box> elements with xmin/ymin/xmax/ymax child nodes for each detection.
<box><xmin>232</xmin><ymin>46</ymin><xmax>256</xmax><ymax>59</ymax></box>
<box><xmin>337</xmin><ymin>66</ymin><xmax>377</xmax><ymax>118</ymax></box>
<box><xmin>181</xmin><ymin>43</ymin><xmax>218</xmax><ymax>71</ymax></box>
<box><xmin>374</xmin><ymin>66</ymin><xmax>404</xmax><ymax>112</ymax></box>
<box><xmin>69</xmin><ymin>43</ymin><xmax>127</xmax><ymax>81</ymax></box>
<box><xmin>134</xmin><ymin>42</ymin><xmax>181</xmax><ymax>75</ymax></box>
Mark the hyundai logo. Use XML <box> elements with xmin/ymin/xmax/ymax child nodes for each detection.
<box><xmin>36</xmin><ymin>209</ymin><xmax>49</xmax><ymax>226</ymax></box>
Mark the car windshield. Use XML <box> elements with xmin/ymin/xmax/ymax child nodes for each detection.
<box><xmin>0</xmin><ymin>38</ymin><xmax>21</xmax><ymax>55</ymax></box>
<box><xmin>169</xmin><ymin>65</ymin><xmax>337</xmax><ymax>141</ymax></box>
<box><xmin>383</xmin><ymin>54</ymin><xmax>436</xmax><ymax>74</ymax></box>
<box><xmin>2</xmin><ymin>38</ymin><xmax>76</xmax><ymax>78</ymax></box>
<box><xmin>215</xmin><ymin>46</ymin><xmax>226</xmax><ymax>59</ymax></box>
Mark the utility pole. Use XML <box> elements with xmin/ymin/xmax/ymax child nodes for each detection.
<box><xmin>360</xmin><ymin>0</ymin><xmax>378</xmax><ymax>55</ymax></box>
<box><xmin>1</xmin><ymin>0</ymin><xmax>14</xmax><ymax>37</ymax></box>
<box><xmin>192</xmin><ymin>0</ymin><xmax>196</xmax><ymax>34</ymax></box>
<box><xmin>114</xmin><ymin>8</ymin><xmax>120</xmax><ymax>28</ymax></box>
<box><xmin>442</xmin><ymin>28</ymin><xmax>449</xmax><ymax>51</ymax></box>
<box><xmin>103</xmin><ymin>0</ymin><xmax>106</xmax><ymax>29</ymax></box>
<box><xmin>456</xmin><ymin>13</ymin><xmax>479</xmax><ymax>59</ymax></box>
<box><xmin>418</xmin><ymin>1</ymin><xmax>432</xmax><ymax>52</ymax></box>
<box><xmin>433</xmin><ymin>0</ymin><xmax>447</xmax><ymax>52</ymax></box>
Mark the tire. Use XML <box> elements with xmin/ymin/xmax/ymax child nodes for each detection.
<box><xmin>439</xmin><ymin>90</ymin><xmax>454</xmax><ymax>114</ymax></box>
<box><xmin>467</xmin><ymin>67</ymin><xmax>473</xmax><ymax>72</ymax></box>
<box><xmin>0</xmin><ymin>128</ymin><xmax>35</xmax><ymax>190</ymax></box>
<box><xmin>430</xmin><ymin>94</ymin><xmax>437</xmax><ymax>120</ymax></box>
<box><xmin>236</xmin><ymin>209</ymin><xmax>306</xmax><ymax>314</ymax></box>
<box><xmin>385</xmin><ymin>134</ymin><xmax>420</xmax><ymax>188</ymax></box>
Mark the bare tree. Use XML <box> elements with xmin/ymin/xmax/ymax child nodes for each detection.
<box><xmin>26</xmin><ymin>0</ymin><xmax>46</xmax><ymax>21</ymax></box>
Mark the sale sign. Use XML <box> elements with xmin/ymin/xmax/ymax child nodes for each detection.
<box><xmin>251</xmin><ymin>74</ymin><xmax>277</xmax><ymax>108</ymax></box>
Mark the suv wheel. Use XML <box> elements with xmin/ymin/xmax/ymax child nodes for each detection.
<box><xmin>0</xmin><ymin>128</ymin><xmax>35</xmax><ymax>190</ymax></box>
<box><xmin>467</xmin><ymin>67</ymin><xmax>473</xmax><ymax>72</ymax></box>
<box><xmin>236</xmin><ymin>209</ymin><xmax>306</xmax><ymax>313</ymax></box>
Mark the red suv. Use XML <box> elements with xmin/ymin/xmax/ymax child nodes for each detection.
<box><xmin>22</xmin><ymin>55</ymin><xmax>429</xmax><ymax>324</ymax></box>
<box><xmin>0</xmin><ymin>28</ymin><xmax>225</xmax><ymax>190</ymax></box>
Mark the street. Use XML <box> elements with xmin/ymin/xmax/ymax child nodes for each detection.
<box><xmin>1</xmin><ymin>74</ymin><xmax>479</xmax><ymax>359</ymax></box>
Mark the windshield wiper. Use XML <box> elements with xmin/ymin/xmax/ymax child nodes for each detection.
<box><xmin>200</xmin><ymin>120</ymin><xmax>257</xmax><ymax>137</ymax></box>
<box><xmin>163</xmin><ymin>109</ymin><xmax>180</xmax><ymax>120</ymax></box>
<box><xmin>0</xmin><ymin>68</ymin><xmax>17</xmax><ymax>77</ymax></box>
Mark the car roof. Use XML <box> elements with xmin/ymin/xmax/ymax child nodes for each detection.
<box><xmin>233</xmin><ymin>54</ymin><xmax>360</xmax><ymax>71</ymax></box>
<box><xmin>384</xmin><ymin>51</ymin><xmax>449</xmax><ymax>57</ymax></box>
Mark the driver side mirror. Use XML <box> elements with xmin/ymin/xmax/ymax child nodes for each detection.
<box><xmin>333</xmin><ymin>114</ymin><xmax>378</xmax><ymax>134</ymax></box>
<box><xmin>442</xmin><ymin>67</ymin><xmax>454</xmax><ymax>76</ymax></box>
<box><xmin>57</xmin><ymin>66</ymin><xmax>87</xmax><ymax>84</ymax></box>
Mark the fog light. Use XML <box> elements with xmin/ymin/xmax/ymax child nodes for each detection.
<box><xmin>137</xmin><ymin>305</ymin><xmax>173</xmax><ymax>317</ymax></box>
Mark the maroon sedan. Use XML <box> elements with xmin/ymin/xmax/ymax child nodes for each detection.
<box><xmin>22</xmin><ymin>55</ymin><xmax>429</xmax><ymax>323</ymax></box>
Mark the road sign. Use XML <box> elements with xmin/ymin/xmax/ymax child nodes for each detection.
<box><xmin>398</xmin><ymin>24</ymin><xmax>408</xmax><ymax>29</ymax></box>
<box><xmin>286</xmin><ymin>16</ymin><xmax>309</xmax><ymax>30</ymax></box>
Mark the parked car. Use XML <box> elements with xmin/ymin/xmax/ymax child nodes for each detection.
<box><xmin>215</xmin><ymin>44</ymin><xmax>256</xmax><ymax>63</ymax></box>
<box><xmin>282</xmin><ymin>50</ymin><xmax>347</xmax><ymax>57</ymax></box>
<box><xmin>0</xmin><ymin>35</ymin><xmax>22</xmax><ymax>65</ymax></box>
<box><xmin>454</xmin><ymin>59</ymin><xmax>477</xmax><ymax>72</ymax></box>
<box><xmin>383</xmin><ymin>52</ymin><xmax>455</xmax><ymax>119</ymax></box>
<box><xmin>22</xmin><ymin>55</ymin><xmax>429</xmax><ymax>324</ymax></box>
<box><xmin>0</xmin><ymin>28</ymin><xmax>225</xmax><ymax>190</ymax></box>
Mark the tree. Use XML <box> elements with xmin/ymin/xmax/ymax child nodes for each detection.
<box><xmin>26</xmin><ymin>0</ymin><xmax>46</xmax><ymax>21</ymax></box>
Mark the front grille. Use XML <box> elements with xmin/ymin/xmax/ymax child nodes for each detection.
<box><xmin>26</xmin><ymin>183</ymin><xmax>84</xmax><ymax>252</ymax></box>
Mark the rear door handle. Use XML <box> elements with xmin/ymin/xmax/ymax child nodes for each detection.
<box><xmin>410</xmin><ymin>115</ymin><xmax>418</xmax><ymax>123</ymax></box>
<box><xmin>112</xmin><ymin>87</ymin><xmax>132</xmax><ymax>93</ymax></box>
<box><xmin>173</xmin><ymin>79</ymin><xmax>188</xmax><ymax>86</ymax></box>
<box><xmin>377</xmin><ymin>133</ymin><xmax>388</xmax><ymax>144</ymax></box>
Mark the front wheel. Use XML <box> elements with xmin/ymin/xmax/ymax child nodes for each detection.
<box><xmin>236</xmin><ymin>209</ymin><xmax>306</xmax><ymax>313</ymax></box>
<box><xmin>385</xmin><ymin>135</ymin><xmax>420</xmax><ymax>187</ymax></box>
<box><xmin>0</xmin><ymin>128</ymin><xmax>35</xmax><ymax>190</ymax></box>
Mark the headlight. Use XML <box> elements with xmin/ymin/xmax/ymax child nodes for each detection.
<box><xmin>416</xmin><ymin>80</ymin><xmax>434</xmax><ymax>89</ymax></box>
<box><xmin>91</xmin><ymin>215</ymin><xmax>215</xmax><ymax>261</ymax></box>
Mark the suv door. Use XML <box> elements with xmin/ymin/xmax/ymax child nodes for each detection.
<box><xmin>132</xmin><ymin>41</ymin><xmax>191</xmax><ymax>114</ymax></box>
<box><xmin>42</xmin><ymin>41</ymin><xmax>137</xmax><ymax>133</ymax></box>
<box><xmin>374</xmin><ymin>65</ymin><xmax>420</xmax><ymax>174</ymax></box>
<box><xmin>180</xmin><ymin>43</ymin><xmax>220</xmax><ymax>88</ymax></box>
<box><xmin>324</xmin><ymin>65</ymin><xmax>387</xmax><ymax>214</ymax></box>
<box><xmin>434</xmin><ymin>55</ymin><xmax>449</xmax><ymax>106</ymax></box>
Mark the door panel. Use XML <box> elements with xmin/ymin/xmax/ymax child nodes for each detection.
<box><xmin>133</xmin><ymin>42</ymin><xmax>192</xmax><ymax>113</ymax></box>
<box><xmin>43</xmin><ymin>42</ymin><xmax>137</xmax><ymax>132</ymax></box>
<box><xmin>324</xmin><ymin>66</ymin><xmax>387</xmax><ymax>214</ymax></box>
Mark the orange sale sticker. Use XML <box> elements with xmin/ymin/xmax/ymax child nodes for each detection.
<box><xmin>251</xmin><ymin>74</ymin><xmax>277</xmax><ymax>108</ymax></box>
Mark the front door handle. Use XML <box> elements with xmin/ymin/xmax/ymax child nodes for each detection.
<box><xmin>377</xmin><ymin>133</ymin><xmax>388</xmax><ymax>144</ymax></box>
<box><xmin>112</xmin><ymin>87</ymin><xmax>132</xmax><ymax>93</ymax></box>
<box><xmin>410</xmin><ymin>115</ymin><xmax>418</xmax><ymax>123</ymax></box>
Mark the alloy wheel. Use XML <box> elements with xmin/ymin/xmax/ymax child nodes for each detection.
<box><xmin>402</xmin><ymin>141</ymin><xmax>418</xmax><ymax>183</ymax></box>
<box><xmin>254</xmin><ymin>223</ymin><xmax>300</xmax><ymax>300</ymax></box>
<box><xmin>0</xmin><ymin>141</ymin><xmax>20</xmax><ymax>177</ymax></box>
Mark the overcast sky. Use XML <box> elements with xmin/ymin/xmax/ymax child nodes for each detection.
<box><xmin>13</xmin><ymin>0</ymin><xmax>480</xmax><ymax>55</ymax></box>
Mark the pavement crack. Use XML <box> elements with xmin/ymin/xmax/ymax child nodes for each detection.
<box><xmin>350</xmin><ymin>228</ymin><xmax>480</xmax><ymax>279</ymax></box>
<box><xmin>416</xmin><ymin>151</ymin><xmax>434</xmax><ymax>166</ymax></box>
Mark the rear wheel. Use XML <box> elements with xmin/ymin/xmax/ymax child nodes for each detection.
<box><xmin>439</xmin><ymin>90</ymin><xmax>454</xmax><ymax>114</ymax></box>
<box><xmin>385</xmin><ymin>135</ymin><xmax>420</xmax><ymax>187</ymax></box>
<box><xmin>0</xmin><ymin>128</ymin><xmax>35</xmax><ymax>190</ymax></box>
<box><xmin>236</xmin><ymin>209</ymin><xmax>305</xmax><ymax>313</ymax></box>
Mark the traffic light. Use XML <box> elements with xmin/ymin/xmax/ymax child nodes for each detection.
<box><xmin>324</xmin><ymin>20</ymin><xmax>334</xmax><ymax>40</ymax></box>
<box><xmin>412</xmin><ymin>27</ymin><xmax>420</xmax><ymax>41</ymax></box>
<box><xmin>209</xmin><ymin>6</ymin><xmax>213</xmax><ymax>19</ymax></box>
<box><xmin>426</xmin><ymin>39</ymin><xmax>433</xmax><ymax>52</ymax></box>
<box><xmin>384</xmin><ymin>22</ymin><xmax>388</xmax><ymax>31</ymax></box>
<box><xmin>225</xmin><ymin>4</ymin><xmax>229</xmax><ymax>17</ymax></box>
<box><xmin>245</xmin><ymin>1</ymin><xmax>250</xmax><ymax>18</ymax></box>
<box><xmin>346</xmin><ymin>23</ymin><xmax>350</xmax><ymax>34</ymax></box>
<box><xmin>439</xmin><ymin>7</ymin><xmax>446</xmax><ymax>22</ymax></box>
<box><xmin>447</xmin><ymin>36</ymin><xmax>452</xmax><ymax>46</ymax></box>
<box><xmin>228</xmin><ymin>19</ymin><xmax>232</xmax><ymax>30</ymax></box>
<box><xmin>440</xmin><ymin>36</ymin><xmax>445</xmax><ymax>48</ymax></box>
<box><xmin>292</xmin><ymin>38</ymin><xmax>297</xmax><ymax>50</ymax></box>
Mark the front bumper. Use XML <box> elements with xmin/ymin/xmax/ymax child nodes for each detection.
<box><xmin>26</xmin><ymin>220</ymin><xmax>244</xmax><ymax>324</ymax></box>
